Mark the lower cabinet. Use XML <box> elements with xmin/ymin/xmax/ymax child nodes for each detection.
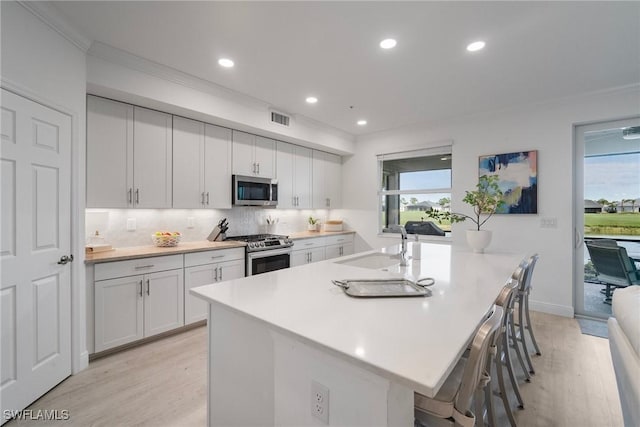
<box><xmin>291</xmin><ymin>246</ymin><xmax>326</xmax><ymax>267</ymax></box>
<box><xmin>325</xmin><ymin>242</ymin><xmax>354</xmax><ymax>259</ymax></box>
<box><xmin>291</xmin><ymin>233</ymin><xmax>355</xmax><ymax>267</ymax></box>
<box><xmin>184</xmin><ymin>258</ymin><xmax>244</xmax><ymax>325</ymax></box>
<box><xmin>184</xmin><ymin>247</ymin><xmax>245</xmax><ymax>325</ymax></box>
<box><xmin>94</xmin><ymin>268</ymin><xmax>184</xmax><ymax>353</ymax></box>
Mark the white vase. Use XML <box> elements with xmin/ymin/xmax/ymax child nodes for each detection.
<box><xmin>308</xmin><ymin>224</ymin><xmax>318</xmax><ymax>231</ymax></box>
<box><xmin>466</xmin><ymin>230</ymin><xmax>492</xmax><ymax>253</ymax></box>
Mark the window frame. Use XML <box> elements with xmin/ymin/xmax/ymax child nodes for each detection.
<box><xmin>376</xmin><ymin>144</ymin><xmax>453</xmax><ymax>239</ymax></box>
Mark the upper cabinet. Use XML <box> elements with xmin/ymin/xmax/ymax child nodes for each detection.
<box><xmin>276</xmin><ymin>142</ymin><xmax>312</xmax><ymax>209</ymax></box>
<box><xmin>173</xmin><ymin>117</ymin><xmax>232</xmax><ymax>208</ymax></box>
<box><xmin>86</xmin><ymin>96</ymin><xmax>133</xmax><ymax>208</ymax></box>
<box><xmin>87</xmin><ymin>96</ymin><xmax>172</xmax><ymax>208</ymax></box>
<box><xmin>232</xmin><ymin>130</ymin><xmax>275</xmax><ymax>178</ymax></box>
<box><xmin>133</xmin><ymin>107</ymin><xmax>172</xmax><ymax>208</ymax></box>
<box><xmin>312</xmin><ymin>150</ymin><xmax>342</xmax><ymax>209</ymax></box>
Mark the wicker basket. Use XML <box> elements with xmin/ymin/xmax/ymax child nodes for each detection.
<box><xmin>151</xmin><ymin>234</ymin><xmax>182</xmax><ymax>247</ymax></box>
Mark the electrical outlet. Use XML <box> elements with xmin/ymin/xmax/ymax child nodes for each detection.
<box><xmin>187</xmin><ymin>217</ymin><xmax>195</xmax><ymax>228</ymax></box>
<box><xmin>126</xmin><ymin>218</ymin><xmax>136</xmax><ymax>231</ymax></box>
<box><xmin>311</xmin><ymin>381</ymin><xmax>329</xmax><ymax>424</ymax></box>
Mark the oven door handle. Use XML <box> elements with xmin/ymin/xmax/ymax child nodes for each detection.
<box><xmin>248</xmin><ymin>247</ymin><xmax>293</xmax><ymax>259</ymax></box>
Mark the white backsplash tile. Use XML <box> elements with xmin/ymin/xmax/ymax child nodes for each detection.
<box><xmin>85</xmin><ymin>208</ymin><xmax>339</xmax><ymax>248</ymax></box>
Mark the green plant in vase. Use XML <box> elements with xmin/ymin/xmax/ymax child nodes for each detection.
<box><xmin>426</xmin><ymin>175</ymin><xmax>505</xmax><ymax>252</ymax></box>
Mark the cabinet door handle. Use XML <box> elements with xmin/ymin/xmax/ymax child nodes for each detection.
<box><xmin>139</xmin><ymin>280</ymin><xmax>143</xmax><ymax>297</ymax></box>
<box><xmin>219</xmin><ymin>267</ymin><xmax>223</xmax><ymax>281</ymax></box>
<box><xmin>128</xmin><ymin>188</ymin><xmax>133</xmax><ymax>204</ymax></box>
<box><xmin>211</xmin><ymin>255</ymin><xmax>225</xmax><ymax>259</ymax></box>
<box><xmin>206</xmin><ymin>192</ymin><xmax>210</xmax><ymax>205</ymax></box>
<box><xmin>134</xmin><ymin>264</ymin><xmax>155</xmax><ymax>270</ymax></box>
<box><xmin>304</xmin><ymin>243</ymin><xmax>313</xmax><ymax>246</ymax></box>
<box><xmin>135</xmin><ymin>188</ymin><xmax>140</xmax><ymax>205</ymax></box>
<box><xmin>146</xmin><ymin>279</ymin><xmax>150</xmax><ymax>295</ymax></box>
<box><xmin>252</xmin><ymin>163</ymin><xmax>256</xmax><ymax>174</ymax></box>
<box><xmin>201</xmin><ymin>192</ymin><xmax>205</xmax><ymax>205</ymax></box>
<box><xmin>214</xmin><ymin>267</ymin><xmax>219</xmax><ymax>281</ymax></box>
<box><xmin>257</xmin><ymin>163</ymin><xmax>260</xmax><ymax>175</ymax></box>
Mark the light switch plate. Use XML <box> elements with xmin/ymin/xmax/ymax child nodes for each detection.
<box><xmin>187</xmin><ymin>217</ymin><xmax>195</xmax><ymax>228</ymax></box>
<box><xmin>540</xmin><ymin>217</ymin><xmax>558</xmax><ymax>228</ymax></box>
<box><xmin>126</xmin><ymin>218</ymin><xmax>137</xmax><ymax>231</ymax></box>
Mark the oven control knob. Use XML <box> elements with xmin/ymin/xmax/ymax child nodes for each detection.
<box><xmin>260</xmin><ymin>242</ymin><xmax>265</xmax><ymax>247</ymax></box>
<box><xmin>249</xmin><ymin>242</ymin><xmax>255</xmax><ymax>248</ymax></box>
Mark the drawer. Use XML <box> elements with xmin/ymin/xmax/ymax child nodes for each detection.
<box><xmin>292</xmin><ymin>237</ymin><xmax>326</xmax><ymax>250</ymax></box>
<box><xmin>324</xmin><ymin>233</ymin><xmax>354</xmax><ymax>246</ymax></box>
<box><xmin>95</xmin><ymin>254</ymin><xmax>184</xmax><ymax>281</ymax></box>
<box><xmin>184</xmin><ymin>248</ymin><xmax>245</xmax><ymax>268</ymax></box>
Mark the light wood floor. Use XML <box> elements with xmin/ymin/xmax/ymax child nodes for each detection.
<box><xmin>8</xmin><ymin>311</ymin><xmax>622</xmax><ymax>427</ymax></box>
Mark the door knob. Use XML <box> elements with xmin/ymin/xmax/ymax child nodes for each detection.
<box><xmin>57</xmin><ymin>254</ymin><xmax>74</xmax><ymax>265</ymax></box>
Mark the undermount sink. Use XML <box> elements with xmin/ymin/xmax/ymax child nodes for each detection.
<box><xmin>335</xmin><ymin>252</ymin><xmax>400</xmax><ymax>270</ymax></box>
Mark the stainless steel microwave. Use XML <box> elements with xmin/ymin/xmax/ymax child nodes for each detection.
<box><xmin>232</xmin><ymin>175</ymin><xmax>278</xmax><ymax>206</ymax></box>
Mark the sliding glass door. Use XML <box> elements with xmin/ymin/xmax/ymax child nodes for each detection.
<box><xmin>574</xmin><ymin>117</ymin><xmax>640</xmax><ymax>318</ymax></box>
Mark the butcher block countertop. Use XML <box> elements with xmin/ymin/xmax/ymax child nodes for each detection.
<box><xmin>84</xmin><ymin>240</ymin><xmax>246</xmax><ymax>264</ymax></box>
<box><xmin>85</xmin><ymin>231</ymin><xmax>354</xmax><ymax>264</ymax></box>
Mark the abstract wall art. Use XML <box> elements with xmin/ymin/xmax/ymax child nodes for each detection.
<box><xmin>479</xmin><ymin>151</ymin><xmax>538</xmax><ymax>214</ymax></box>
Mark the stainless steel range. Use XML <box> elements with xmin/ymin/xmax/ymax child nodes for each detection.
<box><xmin>224</xmin><ymin>234</ymin><xmax>294</xmax><ymax>276</ymax></box>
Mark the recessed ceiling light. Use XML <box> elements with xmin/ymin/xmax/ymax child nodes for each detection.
<box><xmin>379</xmin><ymin>38</ymin><xmax>397</xmax><ymax>49</ymax></box>
<box><xmin>218</xmin><ymin>58</ymin><xmax>234</xmax><ymax>68</ymax></box>
<box><xmin>466</xmin><ymin>41</ymin><xmax>485</xmax><ymax>52</ymax></box>
<box><xmin>357</xmin><ymin>120</ymin><xmax>367</xmax><ymax>126</ymax></box>
<box><xmin>306</xmin><ymin>96</ymin><xmax>318</xmax><ymax>104</ymax></box>
<box><xmin>440</xmin><ymin>156</ymin><xmax>450</xmax><ymax>161</ymax></box>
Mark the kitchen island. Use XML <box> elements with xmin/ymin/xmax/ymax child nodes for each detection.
<box><xmin>191</xmin><ymin>242</ymin><xmax>524</xmax><ymax>426</ymax></box>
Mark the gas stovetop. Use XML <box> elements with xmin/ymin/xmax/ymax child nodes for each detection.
<box><xmin>224</xmin><ymin>234</ymin><xmax>293</xmax><ymax>252</ymax></box>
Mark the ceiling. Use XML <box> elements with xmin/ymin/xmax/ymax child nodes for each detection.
<box><xmin>50</xmin><ymin>1</ymin><xmax>640</xmax><ymax>136</ymax></box>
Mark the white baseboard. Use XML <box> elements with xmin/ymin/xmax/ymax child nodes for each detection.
<box><xmin>529</xmin><ymin>299</ymin><xmax>574</xmax><ymax>318</ymax></box>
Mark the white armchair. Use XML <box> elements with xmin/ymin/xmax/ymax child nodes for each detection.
<box><xmin>608</xmin><ymin>285</ymin><xmax>640</xmax><ymax>427</ymax></box>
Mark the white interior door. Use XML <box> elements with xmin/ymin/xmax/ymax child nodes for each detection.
<box><xmin>1</xmin><ymin>89</ymin><xmax>72</xmax><ymax>420</ymax></box>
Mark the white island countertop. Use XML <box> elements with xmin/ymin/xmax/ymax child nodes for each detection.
<box><xmin>192</xmin><ymin>242</ymin><xmax>523</xmax><ymax>399</ymax></box>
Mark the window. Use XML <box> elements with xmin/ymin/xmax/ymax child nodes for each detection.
<box><xmin>378</xmin><ymin>146</ymin><xmax>452</xmax><ymax>236</ymax></box>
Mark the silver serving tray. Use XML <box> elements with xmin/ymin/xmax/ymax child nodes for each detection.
<box><xmin>332</xmin><ymin>278</ymin><xmax>433</xmax><ymax>298</ymax></box>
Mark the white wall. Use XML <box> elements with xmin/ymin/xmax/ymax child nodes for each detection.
<box><xmin>341</xmin><ymin>86</ymin><xmax>640</xmax><ymax>317</ymax></box>
<box><xmin>86</xmin><ymin>43</ymin><xmax>355</xmax><ymax>155</ymax></box>
<box><xmin>1</xmin><ymin>1</ymin><xmax>88</xmax><ymax>372</ymax></box>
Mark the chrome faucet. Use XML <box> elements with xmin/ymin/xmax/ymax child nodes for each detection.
<box><xmin>390</xmin><ymin>225</ymin><xmax>409</xmax><ymax>266</ymax></box>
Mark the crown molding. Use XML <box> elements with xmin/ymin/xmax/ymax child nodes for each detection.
<box><xmin>18</xmin><ymin>1</ymin><xmax>92</xmax><ymax>52</ymax></box>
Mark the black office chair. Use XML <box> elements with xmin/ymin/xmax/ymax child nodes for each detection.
<box><xmin>585</xmin><ymin>241</ymin><xmax>640</xmax><ymax>304</ymax></box>
<box><xmin>404</xmin><ymin>221</ymin><xmax>446</xmax><ymax>236</ymax></box>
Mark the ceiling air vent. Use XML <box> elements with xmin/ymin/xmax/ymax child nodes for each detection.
<box><xmin>270</xmin><ymin>110</ymin><xmax>291</xmax><ymax>127</ymax></box>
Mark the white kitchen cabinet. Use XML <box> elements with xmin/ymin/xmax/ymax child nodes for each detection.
<box><xmin>204</xmin><ymin>123</ymin><xmax>233</xmax><ymax>208</ymax></box>
<box><xmin>94</xmin><ymin>275</ymin><xmax>144</xmax><ymax>352</ymax></box>
<box><xmin>324</xmin><ymin>234</ymin><xmax>355</xmax><ymax>259</ymax></box>
<box><xmin>276</xmin><ymin>141</ymin><xmax>312</xmax><ymax>209</ymax></box>
<box><xmin>133</xmin><ymin>106</ymin><xmax>173</xmax><ymax>208</ymax></box>
<box><xmin>86</xmin><ymin>96</ymin><xmax>133</xmax><ymax>208</ymax></box>
<box><xmin>94</xmin><ymin>255</ymin><xmax>184</xmax><ymax>353</ymax></box>
<box><xmin>173</xmin><ymin>117</ymin><xmax>232</xmax><ymax>208</ymax></box>
<box><xmin>232</xmin><ymin>130</ymin><xmax>275</xmax><ymax>178</ymax></box>
<box><xmin>312</xmin><ymin>150</ymin><xmax>342</xmax><ymax>209</ymax></box>
<box><xmin>291</xmin><ymin>237</ymin><xmax>326</xmax><ymax>267</ymax></box>
<box><xmin>184</xmin><ymin>248</ymin><xmax>245</xmax><ymax>325</ymax></box>
<box><xmin>86</xmin><ymin>96</ymin><xmax>172</xmax><ymax>208</ymax></box>
<box><xmin>143</xmin><ymin>269</ymin><xmax>185</xmax><ymax>337</ymax></box>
